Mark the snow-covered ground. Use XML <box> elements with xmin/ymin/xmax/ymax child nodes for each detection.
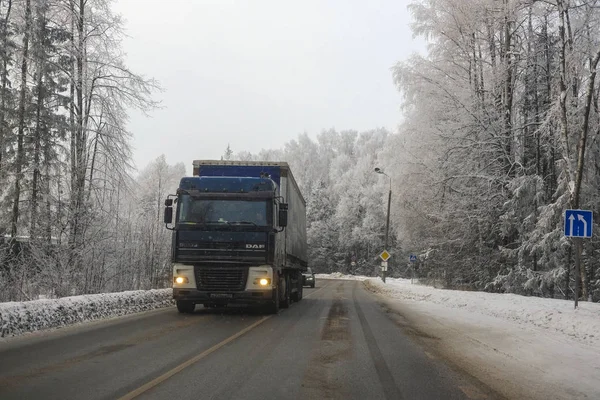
<box><xmin>366</xmin><ymin>277</ymin><xmax>600</xmax><ymax>346</ymax></box>
<box><xmin>0</xmin><ymin>289</ymin><xmax>173</xmax><ymax>338</ymax></box>
<box><xmin>315</xmin><ymin>272</ymin><xmax>369</xmax><ymax>281</ymax></box>
<box><xmin>365</xmin><ymin>278</ymin><xmax>600</xmax><ymax>400</ymax></box>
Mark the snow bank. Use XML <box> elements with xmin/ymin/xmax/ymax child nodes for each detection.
<box><xmin>365</xmin><ymin>278</ymin><xmax>600</xmax><ymax>346</ymax></box>
<box><xmin>0</xmin><ymin>289</ymin><xmax>174</xmax><ymax>337</ymax></box>
<box><xmin>315</xmin><ymin>272</ymin><xmax>369</xmax><ymax>281</ymax></box>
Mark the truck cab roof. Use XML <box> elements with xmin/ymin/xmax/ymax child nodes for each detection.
<box><xmin>178</xmin><ymin>176</ymin><xmax>277</xmax><ymax>193</ymax></box>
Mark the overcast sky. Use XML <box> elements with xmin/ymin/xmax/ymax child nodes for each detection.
<box><xmin>113</xmin><ymin>0</ymin><xmax>425</xmax><ymax>172</ymax></box>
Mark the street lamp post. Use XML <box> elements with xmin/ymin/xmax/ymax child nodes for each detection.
<box><xmin>374</xmin><ymin>167</ymin><xmax>391</xmax><ymax>283</ymax></box>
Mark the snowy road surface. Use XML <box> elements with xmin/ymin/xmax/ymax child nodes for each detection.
<box><xmin>0</xmin><ymin>280</ymin><xmax>501</xmax><ymax>400</ymax></box>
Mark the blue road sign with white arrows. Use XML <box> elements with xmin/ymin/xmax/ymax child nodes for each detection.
<box><xmin>409</xmin><ymin>254</ymin><xmax>417</xmax><ymax>262</ymax></box>
<box><xmin>564</xmin><ymin>209</ymin><xmax>593</xmax><ymax>238</ymax></box>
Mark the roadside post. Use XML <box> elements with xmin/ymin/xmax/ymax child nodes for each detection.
<box><xmin>379</xmin><ymin>250</ymin><xmax>391</xmax><ymax>283</ymax></box>
<box><xmin>374</xmin><ymin>167</ymin><xmax>392</xmax><ymax>284</ymax></box>
<box><xmin>564</xmin><ymin>209</ymin><xmax>593</xmax><ymax>309</ymax></box>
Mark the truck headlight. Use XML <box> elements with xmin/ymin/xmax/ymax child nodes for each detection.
<box><xmin>254</xmin><ymin>278</ymin><xmax>271</xmax><ymax>286</ymax></box>
<box><xmin>174</xmin><ymin>276</ymin><xmax>189</xmax><ymax>284</ymax></box>
<box><xmin>246</xmin><ymin>266</ymin><xmax>274</xmax><ymax>290</ymax></box>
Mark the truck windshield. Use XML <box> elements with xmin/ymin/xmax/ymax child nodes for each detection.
<box><xmin>178</xmin><ymin>197</ymin><xmax>268</xmax><ymax>226</ymax></box>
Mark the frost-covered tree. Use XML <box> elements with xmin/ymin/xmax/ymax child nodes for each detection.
<box><xmin>222</xmin><ymin>144</ymin><xmax>233</xmax><ymax>160</ymax></box>
<box><xmin>392</xmin><ymin>0</ymin><xmax>600</xmax><ymax>301</ymax></box>
<box><xmin>133</xmin><ymin>156</ymin><xmax>185</xmax><ymax>289</ymax></box>
<box><xmin>0</xmin><ymin>0</ymin><xmax>159</xmax><ymax>301</ymax></box>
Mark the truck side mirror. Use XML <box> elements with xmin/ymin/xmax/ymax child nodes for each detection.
<box><xmin>278</xmin><ymin>203</ymin><xmax>288</xmax><ymax>227</ymax></box>
<box><xmin>164</xmin><ymin>207</ymin><xmax>173</xmax><ymax>224</ymax></box>
<box><xmin>165</xmin><ymin>199</ymin><xmax>173</xmax><ymax>207</ymax></box>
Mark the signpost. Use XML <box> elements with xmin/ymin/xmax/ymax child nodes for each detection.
<box><xmin>564</xmin><ymin>209</ymin><xmax>593</xmax><ymax>309</ymax></box>
<box><xmin>408</xmin><ymin>254</ymin><xmax>418</xmax><ymax>283</ymax></box>
<box><xmin>379</xmin><ymin>250</ymin><xmax>391</xmax><ymax>283</ymax></box>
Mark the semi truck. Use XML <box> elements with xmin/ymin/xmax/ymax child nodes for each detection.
<box><xmin>163</xmin><ymin>161</ymin><xmax>308</xmax><ymax>314</ymax></box>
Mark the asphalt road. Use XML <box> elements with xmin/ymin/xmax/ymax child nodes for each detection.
<box><xmin>0</xmin><ymin>280</ymin><xmax>499</xmax><ymax>400</ymax></box>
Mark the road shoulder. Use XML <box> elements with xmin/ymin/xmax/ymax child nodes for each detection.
<box><xmin>364</xmin><ymin>281</ymin><xmax>600</xmax><ymax>400</ymax></box>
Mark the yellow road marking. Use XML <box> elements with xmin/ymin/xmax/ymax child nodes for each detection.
<box><xmin>119</xmin><ymin>283</ymin><xmax>329</xmax><ymax>399</ymax></box>
<box><xmin>117</xmin><ymin>316</ymin><xmax>270</xmax><ymax>400</ymax></box>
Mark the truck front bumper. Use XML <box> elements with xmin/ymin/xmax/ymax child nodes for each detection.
<box><xmin>173</xmin><ymin>288</ymin><xmax>275</xmax><ymax>305</ymax></box>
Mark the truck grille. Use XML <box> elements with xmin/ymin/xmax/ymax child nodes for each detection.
<box><xmin>194</xmin><ymin>266</ymin><xmax>248</xmax><ymax>291</ymax></box>
<box><xmin>177</xmin><ymin>241</ymin><xmax>267</xmax><ymax>263</ymax></box>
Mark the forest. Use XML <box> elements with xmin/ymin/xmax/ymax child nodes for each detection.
<box><xmin>1</xmin><ymin>0</ymin><xmax>600</xmax><ymax>303</ymax></box>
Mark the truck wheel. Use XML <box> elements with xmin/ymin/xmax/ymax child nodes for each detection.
<box><xmin>176</xmin><ymin>300</ymin><xmax>195</xmax><ymax>314</ymax></box>
<box><xmin>267</xmin><ymin>286</ymin><xmax>280</xmax><ymax>314</ymax></box>
<box><xmin>311</xmin><ymin>282</ymin><xmax>315</xmax><ymax>288</ymax></box>
<box><xmin>281</xmin><ymin>276</ymin><xmax>291</xmax><ymax>309</ymax></box>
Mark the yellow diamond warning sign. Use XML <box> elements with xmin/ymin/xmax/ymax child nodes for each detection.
<box><xmin>379</xmin><ymin>250</ymin><xmax>391</xmax><ymax>262</ymax></box>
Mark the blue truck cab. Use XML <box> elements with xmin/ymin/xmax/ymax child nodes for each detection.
<box><xmin>164</xmin><ymin>161</ymin><xmax>308</xmax><ymax>314</ymax></box>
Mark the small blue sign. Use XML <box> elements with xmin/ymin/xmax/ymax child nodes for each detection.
<box><xmin>564</xmin><ymin>209</ymin><xmax>593</xmax><ymax>238</ymax></box>
<box><xmin>409</xmin><ymin>254</ymin><xmax>417</xmax><ymax>262</ymax></box>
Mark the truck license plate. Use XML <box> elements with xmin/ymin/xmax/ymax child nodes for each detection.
<box><xmin>210</xmin><ymin>293</ymin><xmax>233</xmax><ymax>299</ymax></box>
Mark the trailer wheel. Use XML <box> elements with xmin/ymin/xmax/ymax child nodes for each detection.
<box><xmin>292</xmin><ymin>272</ymin><xmax>303</xmax><ymax>302</ymax></box>
<box><xmin>291</xmin><ymin>286</ymin><xmax>302</xmax><ymax>302</ymax></box>
<box><xmin>176</xmin><ymin>300</ymin><xmax>195</xmax><ymax>314</ymax></box>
